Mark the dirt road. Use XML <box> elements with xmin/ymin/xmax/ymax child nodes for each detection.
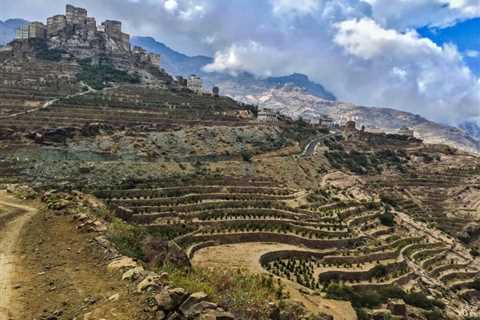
<box><xmin>0</xmin><ymin>193</ymin><xmax>37</xmax><ymax>320</ymax></box>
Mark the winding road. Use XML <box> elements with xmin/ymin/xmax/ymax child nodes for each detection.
<box><xmin>0</xmin><ymin>82</ymin><xmax>116</xmax><ymax>120</ymax></box>
<box><xmin>301</xmin><ymin>132</ymin><xmax>338</xmax><ymax>157</ymax></box>
<box><xmin>0</xmin><ymin>193</ymin><xmax>37</xmax><ymax>320</ymax></box>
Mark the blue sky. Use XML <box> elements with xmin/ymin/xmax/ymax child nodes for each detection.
<box><xmin>419</xmin><ymin>18</ymin><xmax>480</xmax><ymax>76</ymax></box>
<box><xmin>1</xmin><ymin>0</ymin><xmax>480</xmax><ymax>125</ymax></box>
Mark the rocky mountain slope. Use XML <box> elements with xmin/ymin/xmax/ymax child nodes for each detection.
<box><xmin>238</xmin><ymin>86</ymin><xmax>480</xmax><ymax>153</ymax></box>
<box><xmin>132</xmin><ymin>36</ymin><xmax>480</xmax><ymax>153</ymax></box>
<box><xmin>460</xmin><ymin>120</ymin><xmax>480</xmax><ymax>140</ymax></box>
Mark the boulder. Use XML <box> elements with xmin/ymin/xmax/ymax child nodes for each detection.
<box><xmin>155</xmin><ymin>287</ymin><xmax>188</xmax><ymax>311</ymax></box>
<box><xmin>179</xmin><ymin>292</ymin><xmax>208</xmax><ymax>316</ymax></box>
<box><xmin>107</xmin><ymin>256</ymin><xmax>138</xmax><ymax>272</ymax></box>
<box><xmin>137</xmin><ymin>273</ymin><xmax>164</xmax><ymax>292</ymax></box>
<box><xmin>142</xmin><ymin>238</ymin><xmax>191</xmax><ymax>269</ymax></box>
<box><xmin>182</xmin><ymin>301</ymin><xmax>218</xmax><ymax>318</ymax></box>
<box><xmin>198</xmin><ymin>310</ymin><xmax>235</xmax><ymax>320</ymax></box>
<box><xmin>122</xmin><ymin>266</ymin><xmax>145</xmax><ymax>281</ymax></box>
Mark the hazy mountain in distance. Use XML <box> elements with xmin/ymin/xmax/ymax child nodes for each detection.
<box><xmin>460</xmin><ymin>120</ymin><xmax>480</xmax><ymax>140</ymax></box>
<box><xmin>0</xmin><ymin>19</ymin><xmax>28</xmax><ymax>45</ymax></box>
<box><xmin>238</xmin><ymin>86</ymin><xmax>480</xmax><ymax>153</ymax></box>
<box><xmin>131</xmin><ymin>35</ymin><xmax>479</xmax><ymax>153</ymax></box>
<box><xmin>131</xmin><ymin>36</ymin><xmax>337</xmax><ymax>101</ymax></box>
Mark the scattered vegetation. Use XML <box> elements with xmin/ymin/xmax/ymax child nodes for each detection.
<box><xmin>77</xmin><ymin>57</ymin><xmax>140</xmax><ymax>90</ymax></box>
<box><xmin>326</xmin><ymin>284</ymin><xmax>445</xmax><ymax>318</ymax></box>
<box><xmin>32</xmin><ymin>39</ymin><xmax>66</xmax><ymax>61</ymax></box>
<box><xmin>159</xmin><ymin>265</ymin><xmax>283</xmax><ymax>320</ymax></box>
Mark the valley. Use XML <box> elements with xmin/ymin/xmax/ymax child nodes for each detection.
<box><xmin>0</xmin><ymin>4</ymin><xmax>479</xmax><ymax>320</ymax></box>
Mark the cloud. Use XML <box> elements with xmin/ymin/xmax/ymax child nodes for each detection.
<box><xmin>465</xmin><ymin>49</ymin><xmax>480</xmax><ymax>58</ymax></box>
<box><xmin>164</xmin><ymin>0</ymin><xmax>178</xmax><ymax>13</ymax></box>
<box><xmin>2</xmin><ymin>0</ymin><xmax>480</xmax><ymax>125</ymax></box>
<box><xmin>203</xmin><ymin>41</ymin><xmax>290</xmax><ymax>77</ymax></box>
<box><xmin>271</xmin><ymin>0</ymin><xmax>320</xmax><ymax>16</ymax></box>
<box><xmin>331</xmin><ymin>18</ymin><xmax>480</xmax><ymax>123</ymax></box>
<box><xmin>364</xmin><ymin>0</ymin><xmax>480</xmax><ymax>29</ymax></box>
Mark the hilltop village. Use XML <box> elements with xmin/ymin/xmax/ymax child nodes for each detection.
<box><xmin>0</xmin><ymin>4</ymin><xmax>480</xmax><ymax>320</ymax></box>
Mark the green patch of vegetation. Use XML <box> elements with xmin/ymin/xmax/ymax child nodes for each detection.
<box><xmin>31</xmin><ymin>39</ymin><xmax>66</xmax><ymax>61</ymax></box>
<box><xmin>379</xmin><ymin>208</ymin><xmax>396</xmax><ymax>227</ymax></box>
<box><xmin>326</xmin><ymin>284</ymin><xmax>445</xmax><ymax>318</ymax></box>
<box><xmin>107</xmin><ymin>218</ymin><xmax>147</xmax><ymax>260</ymax></box>
<box><xmin>159</xmin><ymin>265</ymin><xmax>282</xmax><ymax>320</ymax></box>
<box><xmin>471</xmin><ymin>278</ymin><xmax>480</xmax><ymax>290</ymax></box>
<box><xmin>77</xmin><ymin>57</ymin><xmax>140</xmax><ymax>90</ymax></box>
<box><xmin>325</xmin><ymin>147</ymin><xmax>408</xmax><ymax>175</ymax></box>
<box><xmin>240</xmin><ymin>150</ymin><xmax>253</xmax><ymax>162</ymax></box>
<box><xmin>424</xmin><ymin>310</ymin><xmax>446</xmax><ymax>320</ymax></box>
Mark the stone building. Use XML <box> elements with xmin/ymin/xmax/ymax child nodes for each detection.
<box><xmin>345</xmin><ymin>120</ymin><xmax>357</xmax><ymax>131</ymax></box>
<box><xmin>101</xmin><ymin>20</ymin><xmax>130</xmax><ymax>51</ymax></box>
<box><xmin>66</xmin><ymin>4</ymin><xmax>88</xmax><ymax>26</ymax></box>
<box><xmin>15</xmin><ymin>25</ymin><xmax>29</xmax><ymax>40</ymax></box>
<box><xmin>398</xmin><ymin>126</ymin><xmax>415</xmax><ymax>138</ymax></box>
<box><xmin>15</xmin><ymin>22</ymin><xmax>46</xmax><ymax>40</ymax></box>
<box><xmin>187</xmin><ymin>75</ymin><xmax>203</xmax><ymax>93</ymax></box>
<box><xmin>257</xmin><ymin>108</ymin><xmax>279</xmax><ymax>123</ymax></box>
<box><xmin>47</xmin><ymin>15</ymin><xmax>67</xmax><ymax>36</ymax></box>
<box><xmin>102</xmin><ymin>20</ymin><xmax>122</xmax><ymax>35</ymax></box>
<box><xmin>133</xmin><ymin>46</ymin><xmax>161</xmax><ymax>66</ymax></box>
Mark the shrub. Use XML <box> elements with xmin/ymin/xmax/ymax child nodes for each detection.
<box><xmin>32</xmin><ymin>39</ymin><xmax>66</xmax><ymax>61</ymax></box>
<box><xmin>240</xmin><ymin>151</ymin><xmax>253</xmax><ymax>162</ymax></box>
<box><xmin>107</xmin><ymin>218</ymin><xmax>147</xmax><ymax>260</ymax></box>
<box><xmin>424</xmin><ymin>309</ymin><xmax>446</xmax><ymax>320</ymax></box>
<box><xmin>379</xmin><ymin>209</ymin><xmax>395</xmax><ymax>227</ymax></box>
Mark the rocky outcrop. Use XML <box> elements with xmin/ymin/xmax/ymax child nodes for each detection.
<box><xmin>458</xmin><ymin>223</ymin><xmax>480</xmax><ymax>244</ymax></box>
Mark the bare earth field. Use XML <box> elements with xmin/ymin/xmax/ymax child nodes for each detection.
<box><xmin>192</xmin><ymin>242</ymin><xmax>358</xmax><ymax>320</ymax></box>
<box><xmin>0</xmin><ymin>192</ymin><xmax>150</xmax><ymax>320</ymax></box>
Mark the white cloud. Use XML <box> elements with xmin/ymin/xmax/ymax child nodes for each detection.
<box><xmin>465</xmin><ymin>49</ymin><xmax>480</xmax><ymax>58</ymax></box>
<box><xmin>204</xmin><ymin>41</ymin><xmax>290</xmax><ymax>77</ymax></box>
<box><xmin>364</xmin><ymin>0</ymin><xmax>480</xmax><ymax>29</ymax></box>
<box><xmin>332</xmin><ymin>18</ymin><xmax>480</xmax><ymax>123</ymax></box>
<box><xmin>334</xmin><ymin>18</ymin><xmax>441</xmax><ymax>60</ymax></box>
<box><xmin>164</xmin><ymin>0</ymin><xmax>178</xmax><ymax>13</ymax></box>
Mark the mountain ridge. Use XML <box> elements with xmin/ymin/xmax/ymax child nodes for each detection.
<box><xmin>0</xmin><ymin>19</ymin><xmax>28</xmax><ymax>45</ymax></box>
<box><xmin>131</xmin><ymin>36</ymin><xmax>337</xmax><ymax>101</ymax></box>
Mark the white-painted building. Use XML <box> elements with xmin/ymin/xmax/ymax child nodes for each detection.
<box><xmin>187</xmin><ymin>75</ymin><xmax>203</xmax><ymax>93</ymax></box>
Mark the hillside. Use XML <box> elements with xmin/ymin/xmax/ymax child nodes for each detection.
<box><xmin>236</xmin><ymin>86</ymin><xmax>480</xmax><ymax>154</ymax></box>
<box><xmin>131</xmin><ymin>36</ymin><xmax>479</xmax><ymax>154</ymax></box>
<box><xmin>1</xmin><ymin>6</ymin><xmax>480</xmax><ymax>320</ymax></box>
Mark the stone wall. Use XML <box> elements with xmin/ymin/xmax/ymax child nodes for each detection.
<box><xmin>318</xmin><ymin>260</ymin><xmax>408</xmax><ymax>283</ymax></box>
<box><xmin>181</xmin><ymin>232</ymin><xmax>365</xmax><ymax>251</ymax></box>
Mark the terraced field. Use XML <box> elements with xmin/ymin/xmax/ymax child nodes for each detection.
<box><xmin>95</xmin><ymin>173</ymin><xmax>480</xmax><ymax>318</ymax></box>
<box><xmin>0</xmin><ymin>85</ymin><xmax>255</xmax><ymax>132</ymax></box>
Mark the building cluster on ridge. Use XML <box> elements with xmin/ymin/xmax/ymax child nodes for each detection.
<box><xmin>15</xmin><ymin>4</ymin><xmax>132</xmax><ymax>54</ymax></box>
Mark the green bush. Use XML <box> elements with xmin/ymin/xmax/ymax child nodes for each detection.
<box><xmin>240</xmin><ymin>151</ymin><xmax>253</xmax><ymax>162</ymax></box>
<box><xmin>379</xmin><ymin>209</ymin><xmax>395</xmax><ymax>227</ymax></box>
